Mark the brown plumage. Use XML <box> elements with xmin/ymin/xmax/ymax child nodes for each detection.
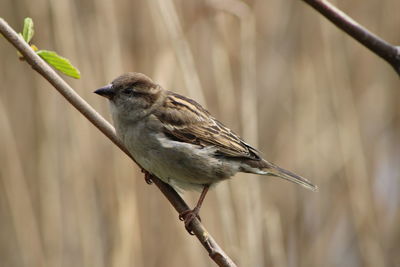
<box><xmin>96</xmin><ymin>72</ymin><xmax>317</xmax><ymax>191</ymax></box>
<box><xmin>95</xmin><ymin>72</ymin><xmax>317</xmax><ymax>232</ymax></box>
<box><xmin>155</xmin><ymin>92</ymin><xmax>262</xmax><ymax>160</ymax></box>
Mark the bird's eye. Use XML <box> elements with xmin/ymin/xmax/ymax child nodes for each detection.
<box><xmin>121</xmin><ymin>88</ymin><xmax>144</xmax><ymax>97</ymax></box>
<box><xmin>122</xmin><ymin>88</ymin><xmax>132</xmax><ymax>95</ymax></box>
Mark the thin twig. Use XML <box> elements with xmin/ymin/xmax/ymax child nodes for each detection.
<box><xmin>302</xmin><ymin>0</ymin><xmax>400</xmax><ymax>76</ymax></box>
<box><xmin>0</xmin><ymin>18</ymin><xmax>237</xmax><ymax>267</ymax></box>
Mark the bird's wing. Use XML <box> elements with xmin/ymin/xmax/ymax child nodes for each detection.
<box><xmin>153</xmin><ymin>92</ymin><xmax>261</xmax><ymax>160</ymax></box>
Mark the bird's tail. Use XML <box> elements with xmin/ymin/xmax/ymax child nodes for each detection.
<box><xmin>263</xmin><ymin>161</ymin><xmax>318</xmax><ymax>192</ymax></box>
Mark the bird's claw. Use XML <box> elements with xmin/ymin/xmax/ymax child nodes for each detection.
<box><xmin>179</xmin><ymin>208</ymin><xmax>201</xmax><ymax>235</ymax></box>
<box><xmin>141</xmin><ymin>169</ymin><xmax>153</xmax><ymax>184</ymax></box>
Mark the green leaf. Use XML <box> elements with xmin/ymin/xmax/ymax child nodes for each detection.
<box><xmin>22</xmin><ymin>17</ymin><xmax>34</xmax><ymax>43</ymax></box>
<box><xmin>37</xmin><ymin>50</ymin><xmax>81</xmax><ymax>79</ymax></box>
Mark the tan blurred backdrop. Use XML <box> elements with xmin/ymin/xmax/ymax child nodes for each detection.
<box><xmin>1</xmin><ymin>0</ymin><xmax>399</xmax><ymax>266</ymax></box>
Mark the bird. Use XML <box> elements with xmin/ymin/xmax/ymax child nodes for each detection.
<box><xmin>94</xmin><ymin>72</ymin><xmax>317</xmax><ymax>231</ymax></box>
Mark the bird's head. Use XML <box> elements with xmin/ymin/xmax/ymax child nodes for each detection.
<box><xmin>95</xmin><ymin>72</ymin><xmax>163</xmax><ymax>121</ymax></box>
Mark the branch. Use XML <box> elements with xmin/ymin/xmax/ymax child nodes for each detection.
<box><xmin>0</xmin><ymin>18</ymin><xmax>237</xmax><ymax>267</ymax></box>
<box><xmin>302</xmin><ymin>0</ymin><xmax>400</xmax><ymax>76</ymax></box>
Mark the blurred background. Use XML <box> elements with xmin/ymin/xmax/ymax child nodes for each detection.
<box><xmin>1</xmin><ymin>0</ymin><xmax>399</xmax><ymax>266</ymax></box>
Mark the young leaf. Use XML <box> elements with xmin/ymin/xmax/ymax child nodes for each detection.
<box><xmin>22</xmin><ymin>17</ymin><xmax>34</xmax><ymax>43</ymax></box>
<box><xmin>36</xmin><ymin>50</ymin><xmax>81</xmax><ymax>79</ymax></box>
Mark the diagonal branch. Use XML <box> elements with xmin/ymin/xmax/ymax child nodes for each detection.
<box><xmin>0</xmin><ymin>18</ymin><xmax>237</xmax><ymax>267</ymax></box>
<box><xmin>302</xmin><ymin>0</ymin><xmax>400</xmax><ymax>76</ymax></box>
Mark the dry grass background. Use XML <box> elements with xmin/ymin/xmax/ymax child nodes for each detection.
<box><xmin>1</xmin><ymin>0</ymin><xmax>399</xmax><ymax>266</ymax></box>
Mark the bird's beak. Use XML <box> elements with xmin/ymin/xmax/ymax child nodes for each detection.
<box><xmin>94</xmin><ymin>84</ymin><xmax>115</xmax><ymax>99</ymax></box>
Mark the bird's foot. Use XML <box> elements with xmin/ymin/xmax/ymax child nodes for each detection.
<box><xmin>141</xmin><ymin>169</ymin><xmax>153</xmax><ymax>185</ymax></box>
<box><xmin>179</xmin><ymin>208</ymin><xmax>201</xmax><ymax>235</ymax></box>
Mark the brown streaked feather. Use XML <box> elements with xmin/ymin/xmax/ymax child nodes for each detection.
<box><xmin>153</xmin><ymin>92</ymin><xmax>261</xmax><ymax>160</ymax></box>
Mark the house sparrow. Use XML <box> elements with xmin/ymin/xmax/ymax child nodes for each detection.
<box><xmin>94</xmin><ymin>72</ymin><xmax>317</xmax><ymax>230</ymax></box>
